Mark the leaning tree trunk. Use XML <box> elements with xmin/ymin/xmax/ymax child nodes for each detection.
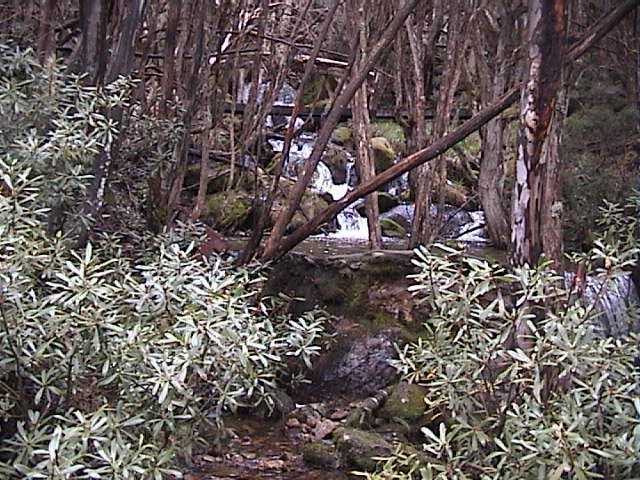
<box><xmin>260</xmin><ymin>0</ymin><xmax>419</xmax><ymax>261</ymax></box>
<box><xmin>264</xmin><ymin>0</ymin><xmax>640</xmax><ymax>260</ymax></box>
<box><xmin>352</xmin><ymin>0</ymin><xmax>382</xmax><ymax>249</ymax></box>
<box><xmin>511</xmin><ymin>0</ymin><xmax>567</xmax><ymax>267</ymax></box>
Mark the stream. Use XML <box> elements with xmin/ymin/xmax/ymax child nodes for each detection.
<box><xmin>190</xmin><ymin>89</ymin><xmax>639</xmax><ymax>480</ymax></box>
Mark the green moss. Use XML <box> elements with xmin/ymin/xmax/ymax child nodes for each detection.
<box><xmin>454</xmin><ymin>131</ymin><xmax>481</xmax><ymax>157</ymax></box>
<box><xmin>380</xmin><ymin>218</ymin><xmax>407</xmax><ymax>238</ymax></box>
<box><xmin>370</xmin><ymin>137</ymin><xmax>396</xmax><ymax>173</ymax></box>
<box><xmin>205</xmin><ymin>191</ymin><xmax>252</xmax><ymax>232</ymax></box>
<box><xmin>334</xmin><ymin>427</ymin><xmax>393</xmax><ymax>471</ymax></box>
<box><xmin>302</xmin><ymin>441</ymin><xmax>339</xmax><ymax>469</ymax></box>
<box><xmin>372</xmin><ymin>311</ymin><xmax>395</xmax><ymax>329</ymax></box>
<box><xmin>379</xmin><ymin>382</ymin><xmax>428</xmax><ymax>422</ymax></box>
<box><xmin>370</xmin><ymin>121</ymin><xmax>406</xmax><ymax>153</ymax></box>
<box><xmin>332</xmin><ymin>124</ymin><xmax>353</xmax><ymax>144</ymax></box>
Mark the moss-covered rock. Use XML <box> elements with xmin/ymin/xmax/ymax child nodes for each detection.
<box><xmin>290</xmin><ymin>191</ymin><xmax>331</xmax><ymax>232</ymax></box>
<box><xmin>322</xmin><ymin>144</ymin><xmax>352</xmax><ymax>184</ymax></box>
<box><xmin>205</xmin><ymin>191</ymin><xmax>252</xmax><ymax>232</ymax></box>
<box><xmin>380</xmin><ymin>218</ymin><xmax>407</xmax><ymax>238</ymax></box>
<box><xmin>332</xmin><ymin>125</ymin><xmax>353</xmax><ymax>145</ymax></box>
<box><xmin>370</xmin><ymin>137</ymin><xmax>396</xmax><ymax>173</ymax></box>
<box><xmin>334</xmin><ymin>427</ymin><xmax>393</xmax><ymax>471</ymax></box>
<box><xmin>370</xmin><ymin>121</ymin><xmax>406</xmax><ymax>154</ymax></box>
<box><xmin>379</xmin><ymin>382</ymin><xmax>427</xmax><ymax>422</ymax></box>
<box><xmin>302</xmin><ymin>441</ymin><xmax>340</xmax><ymax>469</ymax></box>
<box><xmin>356</xmin><ymin>192</ymin><xmax>401</xmax><ymax>217</ymax></box>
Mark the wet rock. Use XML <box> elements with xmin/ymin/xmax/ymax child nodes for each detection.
<box><xmin>356</xmin><ymin>192</ymin><xmax>401</xmax><ymax>217</ymax></box>
<box><xmin>322</xmin><ymin>144</ymin><xmax>352</xmax><ymax>184</ymax></box>
<box><xmin>379</xmin><ymin>382</ymin><xmax>428</xmax><ymax>422</ymax></box>
<box><xmin>302</xmin><ymin>441</ymin><xmax>340</xmax><ymax>469</ymax></box>
<box><xmin>270</xmin><ymin>180</ymin><xmax>331</xmax><ymax>234</ymax></box>
<box><xmin>381</xmin><ymin>204</ymin><xmax>413</xmax><ymax>235</ymax></box>
<box><xmin>440</xmin><ymin>207</ymin><xmax>472</xmax><ymax>238</ymax></box>
<box><xmin>370</xmin><ymin>137</ymin><xmax>396</xmax><ymax>173</ymax></box>
<box><xmin>334</xmin><ymin>427</ymin><xmax>393</xmax><ymax>471</ymax></box>
<box><xmin>313</xmin><ymin>330</ymin><xmax>400</xmax><ymax>397</ymax></box>
<box><xmin>380</xmin><ymin>218</ymin><xmax>407</xmax><ymax>239</ymax></box>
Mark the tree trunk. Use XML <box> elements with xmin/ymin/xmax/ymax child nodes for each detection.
<box><xmin>354</xmin><ymin>83</ymin><xmax>382</xmax><ymax>248</ymax></box>
<box><xmin>165</xmin><ymin>0</ymin><xmax>206</xmax><ymax>224</ymax></box>
<box><xmin>406</xmin><ymin>1</ymin><xmax>439</xmax><ymax>249</ymax></box>
<box><xmin>479</xmin><ymin>118</ymin><xmax>510</xmax><ymax>248</ymax></box>
<box><xmin>409</xmin><ymin>1</ymin><xmax>467</xmax><ymax>247</ymax></box>
<box><xmin>541</xmin><ymin>78</ymin><xmax>570</xmax><ymax>268</ymax></box>
<box><xmin>470</xmin><ymin>1</ymin><xmax>519</xmax><ymax>249</ymax></box>
<box><xmin>161</xmin><ymin>0</ymin><xmax>181</xmax><ymax>117</ymax></box>
<box><xmin>352</xmin><ymin>0</ymin><xmax>381</xmax><ymax>249</ymax></box>
<box><xmin>511</xmin><ymin>0</ymin><xmax>567</xmax><ymax>267</ymax></box>
<box><xmin>77</xmin><ymin>0</ymin><xmax>147</xmax><ymax>246</ymax></box>
<box><xmin>37</xmin><ymin>0</ymin><xmax>58</xmax><ymax>61</ymax></box>
<box><xmin>77</xmin><ymin>0</ymin><xmax>108</xmax><ymax>83</ymax></box>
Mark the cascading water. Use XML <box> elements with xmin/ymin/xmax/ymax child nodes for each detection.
<box><xmin>260</xmin><ymin>83</ymin><xmax>490</xmax><ymax>243</ymax></box>
<box><xmin>314</xmin><ymin>162</ymin><xmax>369</xmax><ymax>239</ymax></box>
<box><xmin>566</xmin><ymin>271</ymin><xmax>640</xmax><ymax>337</ymax></box>
<box><xmin>456</xmin><ymin>211</ymin><xmax>489</xmax><ymax>243</ymax></box>
<box><xmin>268</xmin><ymin>135</ymin><xmax>370</xmax><ymax>239</ymax></box>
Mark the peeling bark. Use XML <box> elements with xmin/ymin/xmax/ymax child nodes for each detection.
<box><xmin>511</xmin><ymin>0</ymin><xmax>567</xmax><ymax>267</ymax></box>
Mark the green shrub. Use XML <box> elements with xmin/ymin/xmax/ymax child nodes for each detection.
<box><xmin>0</xmin><ymin>45</ymin><xmax>327</xmax><ymax>479</ymax></box>
<box><xmin>360</xmin><ymin>199</ymin><xmax>640</xmax><ymax>479</ymax></box>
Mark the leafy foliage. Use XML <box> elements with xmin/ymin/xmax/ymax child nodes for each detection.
<box><xmin>0</xmin><ymin>45</ymin><xmax>327</xmax><ymax>479</ymax></box>
<box><xmin>362</xmin><ymin>200</ymin><xmax>640</xmax><ymax>479</ymax></box>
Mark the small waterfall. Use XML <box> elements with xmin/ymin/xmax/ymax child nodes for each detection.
<box><xmin>267</xmin><ymin>134</ymin><xmax>370</xmax><ymax>239</ymax></box>
<box><xmin>313</xmin><ymin>162</ymin><xmax>369</xmax><ymax>240</ymax></box>
<box><xmin>456</xmin><ymin>211</ymin><xmax>489</xmax><ymax>243</ymax></box>
<box><xmin>568</xmin><ymin>272</ymin><xmax>640</xmax><ymax>337</ymax></box>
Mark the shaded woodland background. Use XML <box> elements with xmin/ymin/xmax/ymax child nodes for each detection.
<box><xmin>1</xmin><ymin>0</ymin><xmax>639</xmax><ymax>265</ymax></box>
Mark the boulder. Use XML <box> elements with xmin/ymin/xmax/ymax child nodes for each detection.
<box><xmin>440</xmin><ymin>207</ymin><xmax>473</xmax><ymax>238</ymax></box>
<box><xmin>331</xmin><ymin>125</ymin><xmax>353</xmax><ymax>145</ymax></box>
<box><xmin>311</xmin><ymin>329</ymin><xmax>400</xmax><ymax>397</ymax></box>
<box><xmin>356</xmin><ymin>192</ymin><xmax>401</xmax><ymax>216</ymax></box>
<box><xmin>379</xmin><ymin>382</ymin><xmax>428</xmax><ymax>422</ymax></box>
<box><xmin>381</xmin><ymin>204</ymin><xmax>413</xmax><ymax>234</ymax></box>
<box><xmin>205</xmin><ymin>191</ymin><xmax>252</xmax><ymax>233</ymax></box>
<box><xmin>370</xmin><ymin>137</ymin><xmax>396</xmax><ymax>173</ymax></box>
<box><xmin>322</xmin><ymin>144</ymin><xmax>352</xmax><ymax>184</ymax></box>
<box><xmin>334</xmin><ymin>427</ymin><xmax>393</xmax><ymax>471</ymax></box>
<box><xmin>380</xmin><ymin>218</ymin><xmax>407</xmax><ymax>239</ymax></box>
<box><xmin>302</xmin><ymin>441</ymin><xmax>340</xmax><ymax>470</ymax></box>
<box><xmin>370</xmin><ymin>121</ymin><xmax>406</xmax><ymax>155</ymax></box>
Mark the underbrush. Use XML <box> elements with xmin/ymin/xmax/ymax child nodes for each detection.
<box><xmin>0</xmin><ymin>44</ymin><xmax>327</xmax><ymax>478</ymax></box>
<box><xmin>359</xmin><ymin>199</ymin><xmax>640</xmax><ymax>479</ymax></box>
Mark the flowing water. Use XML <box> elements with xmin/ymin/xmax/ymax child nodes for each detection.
<box><xmin>268</xmin><ymin>132</ymin><xmax>490</xmax><ymax>243</ymax></box>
